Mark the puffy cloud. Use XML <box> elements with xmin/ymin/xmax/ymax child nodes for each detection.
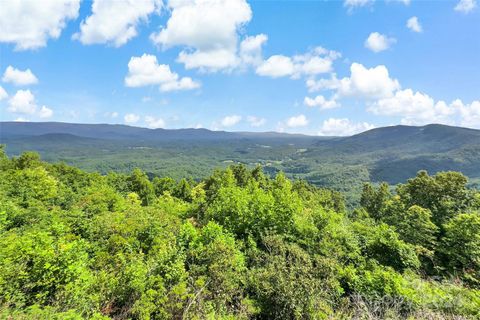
<box><xmin>74</xmin><ymin>0</ymin><xmax>161</xmax><ymax>47</ymax></box>
<box><xmin>256</xmin><ymin>47</ymin><xmax>340</xmax><ymax>78</ymax></box>
<box><xmin>38</xmin><ymin>106</ymin><xmax>54</xmax><ymax>118</ymax></box>
<box><xmin>368</xmin><ymin>89</ymin><xmax>456</xmax><ymax>125</ymax></box>
<box><xmin>304</xmin><ymin>95</ymin><xmax>338</xmax><ymax>110</ymax></box>
<box><xmin>7</xmin><ymin>90</ymin><xmax>37</xmax><ymax>114</ymax></box>
<box><xmin>365</xmin><ymin>32</ymin><xmax>396</xmax><ymax>52</ymax></box>
<box><xmin>125</xmin><ymin>54</ymin><xmax>200</xmax><ymax>92</ymax></box>
<box><xmin>256</xmin><ymin>55</ymin><xmax>295</xmax><ymax>78</ymax></box>
<box><xmin>318</xmin><ymin>118</ymin><xmax>375</xmax><ymax>136</ymax></box>
<box><xmin>2</xmin><ymin>66</ymin><xmax>38</xmax><ymax>86</ymax></box>
<box><xmin>220</xmin><ymin>115</ymin><xmax>242</xmax><ymax>127</ymax></box>
<box><xmin>0</xmin><ymin>0</ymin><xmax>80</xmax><ymax>50</ymax></box>
<box><xmin>328</xmin><ymin>63</ymin><xmax>400</xmax><ymax>99</ymax></box>
<box><xmin>151</xmin><ymin>0</ymin><xmax>252</xmax><ymax>72</ymax></box>
<box><xmin>6</xmin><ymin>90</ymin><xmax>54</xmax><ymax>118</ymax></box>
<box><xmin>286</xmin><ymin>114</ymin><xmax>308</xmax><ymax>128</ymax></box>
<box><xmin>145</xmin><ymin>115</ymin><xmax>165</xmax><ymax>128</ymax></box>
<box><xmin>455</xmin><ymin>99</ymin><xmax>480</xmax><ymax>127</ymax></box>
<box><xmin>177</xmin><ymin>49</ymin><xmax>238</xmax><ymax>72</ymax></box>
<box><xmin>14</xmin><ymin>117</ymin><xmax>30</xmax><ymax>122</ymax></box>
<box><xmin>247</xmin><ymin>116</ymin><xmax>266</xmax><ymax>127</ymax></box>
<box><xmin>0</xmin><ymin>86</ymin><xmax>7</xmax><ymax>100</ymax></box>
<box><xmin>454</xmin><ymin>0</ymin><xmax>477</xmax><ymax>13</ymax></box>
<box><xmin>239</xmin><ymin>34</ymin><xmax>268</xmax><ymax>67</ymax></box>
<box><xmin>406</xmin><ymin>16</ymin><xmax>423</xmax><ymax>33</ymax></box>
<box><xmin>124</xmin><ymin>113</ymin><xmax>140</xmax><ymax>124</ymax></box>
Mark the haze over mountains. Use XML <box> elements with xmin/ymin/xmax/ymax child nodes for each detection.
<box><xmin>1</xmin><ymin>121</ymin><xmax>479</xmax><ymax>202</ymax></box>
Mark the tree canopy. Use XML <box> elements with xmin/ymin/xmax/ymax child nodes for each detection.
<box><xmin>0</xmin><ymin>150</ymin><xmax>479</xmax><ymax>319</ymax></box>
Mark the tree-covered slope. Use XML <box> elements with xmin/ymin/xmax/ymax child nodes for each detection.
<box><xmin>1</xmin><ymin>122</ymin><xmax>479</xmax><ymax>203</ymax></box>
<box><xmin>1</xmin><ymin>148</ymin><xmax>479</xmax><ymax>319</ymax></box>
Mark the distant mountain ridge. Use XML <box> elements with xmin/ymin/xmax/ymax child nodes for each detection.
<box><xmin>1</xmin><ymin>121</ymin><xmax>479</xmax><ymax>199</ymax></box>
<box><xmin>0</xmin><ymin>121</ymin><xmax>316</xmax><ymax>141</ymax></box>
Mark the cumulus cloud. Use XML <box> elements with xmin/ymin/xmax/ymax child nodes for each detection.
<box><xmin>38</xmin><ymin>106</ymin><xmax>54</xmax><ymax>119</ymax></box>
<box><xmin>365</xmin><ymin>32</ymin><xmax>396</xmax><ymax>52</ymax></box>
<box><xmin>0</xmin><ymin>86</ymin><xmax>7</xmax><ymax>100</ymax></box>
<box><xmin>74</xmin><ymin>0</ymin><xmax>161</xmax><ymax>47</ymax></box>
<box><xmin>239</xmin><ymin>34</ymin><xmax>268</xmax><ymax>67</ymax></box>
<box><xmin>454</xmin><ymin>0</ymin><xmax>477</xmax><ymax>13</ymax></box>
<box><xmin>124</xmin><ymin>113</ymin><xmax>140</xmax><ymax>124</ymax></box>
<box><xmin>2</xmin><ymin>66</ymin><xmax>38</xmax><ymax>86</ymax></box>
<box><xmin>304</xmin><ymin>95</ymin><xmax>339</xmax><ymax>110</ymax></box>
<box><xmin>221</xmin><ymin>115</ymin><xmax>242</xmax><ymax>127</ymax></box>
<box><xmin>286</xmin><ymin>114</ymin><xmax>308</xmax><ymax>128</ymax></box>
<box><xmin>368</xmin><ymin>89</ymin><xmax>457</xmax><ymax>125</ymax></box>
<box><xmin>7</xmin><ymin>90</ymin><xmax>38</xmax><ymax>115</ymax></box>
<box><xmin>145</xmin><ymin>115</ymin><xmax>165</xmax><ymax>129</ymax></box>
<box><xmin>452</xmin><ymin>99</ymin><xmax>480</xmax><ymax>127</ymax></box>
<box><xmin>407</xmin><ymin>16</ymin><xmax>423</xmax><ymax>33</ymax></box>
<box><xmin>256</xmin><ymin>47</ymin><xmax>340</xmax><ymax>78</ymax></box>
<box><xmin>309</xmin><ymin>63</ymin><xmax>400</xmax><ymax>99</ymax></box>
<box><xmin>256</xmin><ymin>55</ymin><xmax>294</xmax><ymax>78</ymax></box>
<box><xmin>247</xmin><ymin>116</ymin><xmax>266</xmax><ymax>127</ymax></box>
<box><xmin>318</xmin><ymin>118</ymin><xmax>375</xmax><ymax>136</ymax></box>
<box><xmin>125</xmin><ymin>54</ymin><xmax>200</xmax><ymax>92</ymax></box>
<box><xmin>0</xmin><ymin>0</ymin><xmax>80</xmax><ymax>50</ymax></box>
<box><xmin>151</xmin><ymin>0</ymin><xmax>252</xmax><ymax>72</ymax></box>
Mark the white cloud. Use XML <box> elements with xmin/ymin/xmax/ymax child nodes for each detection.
<box><xmin>256</xmin><ymin>47</ymin><xmax>340</xmax><ymax>78</ymax></box>
<box><xmin>314</xmin><ymin>63</ymin><xmax>399</xmax><ymax>99</ymax></box>
<box><xmin>105</xmin><ymin>111</ymin><xmax>119</xmax><ymax>118</ymax></box>
<box><xmin>365</xmin><ymin>32</ymin><xmax>396</xmax><ymax>52</ymax></box>
<box><xmin>14</xmin><ymin>117</ymin><xmax>30</xmax><ymax>122</ymax></box>
<box><xmin>344</xmin><ymin>0</ymin><xmax>373</xmax><ymax>10</ymax></box>
<box><xmin>73</xmin><ymin>0</ymin><xmax>162</xmax><ymax>47</ymax></box>
<box><xmin>124</xmin><ymin>113</ymin><xmax>140</xmax><ymax>124</ymax></box>
<box><xmin>160</xmin><ymin>77</ymin><xmax>200</xmax><ymax>92</ymax></box>
<box><xmin>38</xmin><ymin>105</ymin><xmax>54</xmax><ymax>118</ymax></box>
<box><xmin>453</xmin><ymin>99</ymin><xmax>480</xmax><ymax>127</ymax></box>
<box><xmin>125</xmin><ymin>54</ymin><xmax>200</xmax><ymax>92</ymax></box>
<box><xmin>7</xmin><ymin>90</ymin><xmax>37</xmax><ymax>115</ymax></box>
<box><xmin>151</xmin><ymin>0</ymin><xmax>252</xmax><ymax>72</ymax></box>
<box><xmin>221</xmin><ymin>115</ymin><xmax>242</xmax><ymax>127</ymax></box>
<box><xmin>318</xmin><ymin>118</ymin><xmax>375</xmax><ymax>136</ymax></box>
<box><xmin>145</xmin><ymin>115</ymin><xmax>166</xmax><ymax>128</ymax></box>
<box><xmin>286</xmin><ymin>114</ymin><xmax>308</xmax><ymax>128</ymax></box>
<box><xmin>455</xmin><ymin>0</ymin><xmax>477</xmax><ymax>13</ymax></box>
<box><xmin>406</xmin><ymin>16</ymin><xmax>423</xmax><ymax>33</ymax></box>
<box><xmin>239</xmin><ymin>34</ymin><xmax>268</xmax><ymax>67</ymax></box>
<box><xmin>304</xmin><ymin>95</ymin><xmax>339</xmax><ymax>110</ymax></box>
<box><xmin>0</xmin><ymin>86</ymin><xmax>7</xmax><ymax>100</ymax></box>
<box><xmin>256</xmin><ymin>55</ymin><xmax>295</xmax><ymax>78</ymax></box>
<box><xmin>344</xmin><ymin>0</ymin><xmax>409</xmax><ymax>10</ymax></box>
<box><xmin>2</xmin><ymin>66</ymin><xmax>38</xmax><ymax>86</ymax></box>
<box><xmin>0</xmin><ymin>0</ymin><xmax>80</xmax><ymax>50</ymax></box>
<box><xmin>247</xmin><ymin>116</ymin><xmax>266</xmax><ymax>127</ymax></box>
<box><xmin>368</xmin><ymin>89</ymin><xmax>457</xmax><ymax>125</ymax></box>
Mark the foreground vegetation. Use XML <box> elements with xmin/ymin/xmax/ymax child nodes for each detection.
<box><xmin>0</xmin><ymin>147</ymin><xmax>479</xmax><ymax>319</ymax></box>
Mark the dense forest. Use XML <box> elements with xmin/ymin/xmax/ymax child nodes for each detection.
<box><xmin>0</xmin><ymin>146</ymin><xmax>479</xmax><ymax>319</ymax></box>
<box><xmin>3</xmin><ymin>122</ymin><xmax>480</xmax><ymax>207</ymax></box>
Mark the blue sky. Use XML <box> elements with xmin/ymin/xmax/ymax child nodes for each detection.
<box><xmin>0</xmin><ymin>0</ymin><xmax>479</xmax><ymax>135</ymax></box>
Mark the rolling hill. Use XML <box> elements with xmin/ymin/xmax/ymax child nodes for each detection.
<box><xmin>1</xmin><ymin>121</ymin><xmax>479</xmax><ymax>203</ymax></box>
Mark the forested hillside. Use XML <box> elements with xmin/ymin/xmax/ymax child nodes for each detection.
<box><xmin>2</xmin><ymin>122</ymin><xmax>480</xmax><ymax>206</ymax></box>
<box><xmin>1</xmin><ymin>146</ymin><xmax>479</xmax><ymax>319</ymax></box>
